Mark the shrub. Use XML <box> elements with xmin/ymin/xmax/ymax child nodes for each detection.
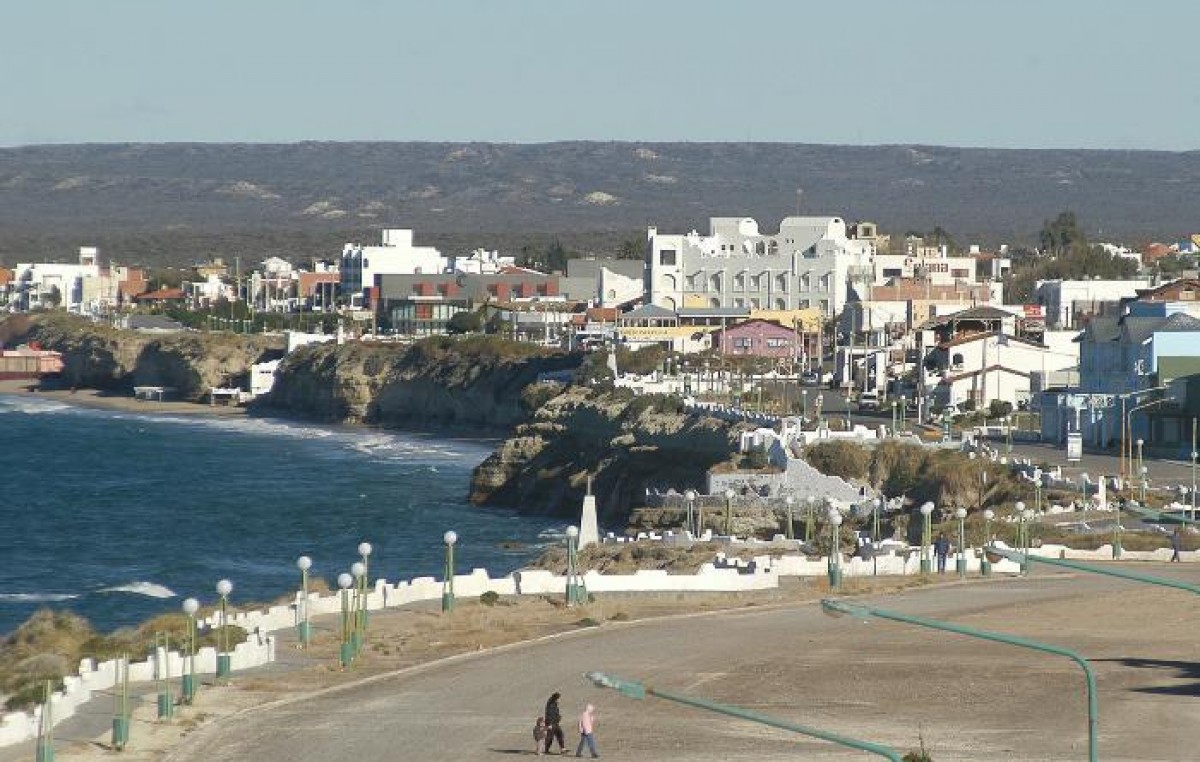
<box><xmin>804</xmin><ymin>441</ymin><xmax>869</xmax><ymax>480</ymax></box>
<box><xmin>479</xmin><ymin>591</ymin><xmax>500</xmax><ymax>607</ymax></box>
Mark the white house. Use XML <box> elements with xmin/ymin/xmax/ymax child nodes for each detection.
<box><xmin>645</xmin><ymin>216</ymin><xmax>874</xmax><ymax>318</ymax></box>
<box><xmin>339</xmin><ymin>229</ymin><xmax>445</xmax><ymax>307</ymax></box>
<box><xmin>925</xmin><ymin>331</ymin><xmax>1078</xmax><ymax>412</ymax></box>
<box><xmin>11</xmin><ymin>247</ymin><xmax>102</xmax><ymax>313</ymax></box>
<box><xmin>1033</xmin><ymin>278</ymin><xmax>1150</xmax><ymax>329</ymax></box>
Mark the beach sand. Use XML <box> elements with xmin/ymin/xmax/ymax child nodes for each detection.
<box><xmin>0</xmin><ymin>379</ymin><xmax>247</xmax><ymax>417</ymax></box>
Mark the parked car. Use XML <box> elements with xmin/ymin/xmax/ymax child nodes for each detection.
<box><xmin>858</xmin><ymin>391</ymin><xmax>880</xmax><ymax>411</ymax></box>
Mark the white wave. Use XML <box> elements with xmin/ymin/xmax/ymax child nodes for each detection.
<box><xmin>97</xmin><ymin>581</ymin><xmax>176</xmax><ymax>599</ymax></box>
<box><xmin>0</xmin><ymin>394</ymin><xmax>74</xmax><ymax>415</ymax></box>
<box><xmin>0</xmin><ymin>592</ymin><xmax>80</xmax><ymax>602</ymax></box>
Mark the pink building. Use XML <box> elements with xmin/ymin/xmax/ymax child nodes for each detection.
<box><xmin>712</xmin><ymin>319</ymin><xmax>812</xmax><ymax>359</ymax></box>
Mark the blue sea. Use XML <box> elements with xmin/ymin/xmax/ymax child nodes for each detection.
<box><xmin>0</xmin><ymin>393</ymin><xmax>559</xmax><ymax>636</ymax></box>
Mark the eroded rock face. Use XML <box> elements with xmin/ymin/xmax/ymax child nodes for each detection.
<box><xmin>468</xmin><ymin>386</ymin><xmax>744</xmax><ymax>522</ymax></box>
<box><xmin>258</xmin><ymin>338</ymin><xmax>581</xmax><ymax>430</ymax></box>
<box><xmin>0</xmin><ymin>314</ymin><xmax>283</xmax><ymax>400</ymax></box>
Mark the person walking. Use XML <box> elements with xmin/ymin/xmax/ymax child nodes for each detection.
<box><xmin>1171</xmin><ymin>527</ymin><xmax>1183</xmax><ymax>562</ymax></box>
<box><xmin>934</xmin><ymin>532</ymin><xmax>951</xmax><ymax>574</ymax></box>
<box><xmin>543</xmin><ymin>692</ymin><xmax>566</xmax><ymax>754</ymax></box>
<box><xmin>575</xmin><ymin>704</ymin><xmax>599</xmax><ymax>758</ymax></box>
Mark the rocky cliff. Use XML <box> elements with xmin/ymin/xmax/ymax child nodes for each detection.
<box><xmin>257</xmin><ymin>335</ymin><xmax>581</xmax><ymax>430</ymax></box>
<box><xmin>469</xmin><ymin>387</ymin><xmax>746</xmax><ymax>524</ymax></box>
<box><xmin>0</xmin><ymin>314</ymin><xmax>284</xmax><ymax>400</ymax></box>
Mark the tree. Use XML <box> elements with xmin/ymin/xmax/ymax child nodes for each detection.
<box><xmin>616</xmin><ymin>238</ymin><xmax>645</xmax><ymax>260</ymax></box>
<box><xmin>446</xmin><ymin>310</ymin><xmax>483</xmax><ymax>334</ymax></box>
<box><xmin>45</xmin><ymin>285</ymin><xmax>62</xmax><ymax>308</ymax></box>
<box><xmin>1038</xmin><ymin>211</ymin><xmax>1085</xmax><ymax>256</ymax></box>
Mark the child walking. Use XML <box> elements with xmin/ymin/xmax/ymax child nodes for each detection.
<box><xmin>533</xmin><ymin>716</ymin><xmax>547</xmax><ymax>755</ymax></box>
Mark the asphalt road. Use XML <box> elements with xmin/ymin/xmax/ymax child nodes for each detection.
<box><xmin>165</xmin><ymin>567</ymin><xmax>1200</xmax><ymax>762</ymax></box>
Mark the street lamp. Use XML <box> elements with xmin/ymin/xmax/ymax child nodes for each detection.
<box><xmin>815</xmin><ymin>393</ymin><xmax>824</xmax><ymax>429</ymax></box>
<box><xmin>984</xmin><ymin>513</ymin><xmax>993</xmax><ymax>578</ymax></box>
<box><xmin>899</xmin><ymin>394</ymin><xmax>907</xmax><ymax>432</ymax></box>
<box><xmin>684</xmin><ymin>489</ymin><xmax>698</xmax><ymax>537</ymax></box>
<box><xmin>1022</xmin><ymin>507</ymin><xmax>1036</xmax><ymax>575</ymax></box>
<box><xmin>585</xmin><ymin>671</ymin><xmax>903</xmax><ymax>762</ymax></box>
<box><xmin>565</xmin><ymin>525</ymin><xmax>586</xmax><ymax>606</ymax></box>
<box><xmin>1139</xmin><ymin>465</ymin><xmax>1148</xmax><ymax>502</ymax></box>
<box><xmin>295</xmin><ymin>555</ymin><xmax>312</xmax><ymax>648</ymax></box>
<box><xmin>337</xmin><ymin>572</ymin><xmax>354</xmax><ymax>668</ymax></box>
<box><xmin>801</xmin><ymin>389</ymin><xmax>808</xmax><ymax>421</ymax></box>
<box><xmin>1113</xmin><ymin>500</ymin><xmax>1124</xmax><ymax>559</ymax></box>
<box><xmin>871</xmin><ymin>497</ymin><xmax>882</xmax><ymax>576</ymax></box>
<box><xmin>215</xmin><ymin>579</ymin><xmax>233</xmax><ymax>679</ymax></box>
<box><xmin>723</xmin><ymin>488</ymin><xmax>735</xmax><ymax>536</ymax></box>
<box><xmin>1192</xmin><ymin>448</ymin><xmax>1198</xmax><ymax>522</ymax></box>
<box><xmin>1136</xmin><ymin>438</ymin><xmax>1144</xmax><ymax>479</ymax></box>
<box><xmin>357</xmin><ymin>540</ymin><xmax>373</xmax><ymax>630</ymax></box>
<box><xmin>805</xmin><ymin>496</ymin><xmax>816</xmax><ymax>543</ymax></box>
<box><xmin>181</xmin><ymin>597</ymin><xmax>199</xmax><ymax>704</ymax></box>
<box><xmin>350</xmin><ymin>561</ymin><xmax>366</xmax><ymax>651</ymax></box>
<box><xmin>919</xmin><ymin>501</ymin><xmax>935</xmax><ymax>574</ymax></box>
<box><xmin>1004</xmin><ymin>416</ymin><xmax>1013</xmax><ymax>454</ymax></box>
<box><xmin>827</xmin><ymin>509</ymin><xmax>843</xmax><ymax>589</ymax></box>
<box><xmin>784</xmin><ymin>495</ymin><xmax>795</xmax><ymax>541</ymax></box>
<box><xmin>442</xmin><ymin>530</ymin><xmax>457</xmax><ymax>613</ymax></box>
<box><xmin>821</xmin><ymin>598</ymin><xmax>1099</xmax><ymax>762</ymax></box>
<box><xmin>955</xmin><ymin>507</ymin><xmax>968</xmax><ymax>577</ymax></box>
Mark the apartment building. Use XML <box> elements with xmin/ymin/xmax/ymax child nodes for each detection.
<box><xmin>645</xmin><ymin>216</ymin><xmax>874</xmax><ymax>318</ymax></box>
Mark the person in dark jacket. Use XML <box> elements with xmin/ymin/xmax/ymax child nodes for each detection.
<box><xmin>543</xmin><ymin>692</ymin><xmax>566</xmax><ymax>754</ymax></box>
<box><xmin>1171</xmin><ymin>527</ymin><xmax>1183</xmax><ymax>562</ymax></box>
<box><xmin>934</xmin><ymin>532</ymin><xmax>951</xmax><ymax>574</ymax></box>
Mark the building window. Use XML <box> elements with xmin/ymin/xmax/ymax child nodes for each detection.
<box><xmin>776</xmin><ymin>274</ymin><xmax>788</xmax><ymax>291</ymax></box>
<box><xmin>710</xmin><ymin>298</ymin><xmax>721</xmax><ymax>307</ymax></box>
<box><xmin>710</xmin><ymin>274</ymin><xmax>722</xmax><ymax>292</ymax></box>
<box><xmin>951</xmin><ymin>268</ymin><xmax>969</xmax><ymax>279</ymax></box>
<box><xmin>734</xmin><ymin>337</ymin><xmax>752</xmax><ymax>348</ymax></box>
<box><xmin>734</xmin><ymin>273</ymin><xmax>745</xmax><ymax>291</ymax></box>
<box><xmin>800</xmin><ymin>299</ymin><xmax>811</xmax><ymax>309</ymax></box>
<box><xmin>800</xmin><ymin>274</ymin><xmax>810</xmax><ymax>291</ymax></box>
<box><xmin>775</xmin><ymin>298</ymin><xmax>786</xmax><ymax>309</ymax></box>
<box><xmin>659</xmin><ymin>249</ymin><xmax>676</xmax><ymax>266</ymax></box>
<box><xmin>766</xmin><ymin>338</ymin><xmax>788</xmax><ymax>348</ymax></box>
<box><xmin>819</xmin><ymin>299</ymin><xmax>829</xmax><ymax>313</ymax></box>
<box><xmin>734</xmin><ymin>298</ymin><xmax>745</xmax><ymax>308</ymax></box>
<box><xmin>686</xmin><ymin>274</ymin><xmax>697</xmax><ymax>289</ymax></box>
<box><xmin>750</xmin><ymin>298</ymin><xmax>761</xmax><ymax>309</ymax></box>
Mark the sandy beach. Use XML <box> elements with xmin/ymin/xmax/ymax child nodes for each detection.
<box><xmin>0</xmin><ymin>379</ymin><xmax>248</xmax><ymax>417</ymax></box>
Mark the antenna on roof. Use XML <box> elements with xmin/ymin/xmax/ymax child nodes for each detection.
<box><xmin>795</xmin><ymin>188</ymin><xmax>803</xmax><ymax>216</ymax></box>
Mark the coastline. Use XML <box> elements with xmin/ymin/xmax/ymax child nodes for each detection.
<box><xmin>0</xmin><ymin>379</ymin><xmax>247</xmax><ymax>417</ymax></box>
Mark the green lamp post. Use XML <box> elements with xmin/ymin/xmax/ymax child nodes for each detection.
<box><xmin>955</xmin><ymin>506</ymin><xmax>968</xmax><ymax>577</ymax></box>
<box><xmin>1013</xmin><ymin>501</ymin><xmax>1027</xmax><ymax>573</ymax></box>
<box><xmin>296</xmin><ymin>555</ymin><xmax>312</xmax><ymax>649</ymax></box>
<box><xmin>981</xmin><ymin>509</ymin><xmax>995</xmax><ymax>576</ymax></box>
<box><xmin>180</xmin><ymin>597</ymin><xmax>199</xmax><ymax>704</ymax></box>
<box><xmin>1113</xmin><ymin>500</ymin><xmax>1124</xmax><ymax>559</ymax></box>
<box><xmin>1139</xmin><ymin>465</ymin><xmax>1148</xmax><ymax>502</ymax></box>
<box><xmin>215</xmin><ymin>579</ymin><xmax>233</xmax><ymax>679</ymax></box>
<box><xmin>1021</xmin><ymin>505</ymin><xmax>1035</xmax><ymax>575</ymax></box>
<box><xmin>919</xmin><ymin>501</ymin><xmax>934</xmax><ymax>574</ymax></box>
<box><xmin>684</xmin><ymin>489</ymin><xmax>698</xmax><ymax>537</ymax></box>
<box><xmin>870</xmin><ymin>497</ymin><xmax>882</xmax><ymax>575</ymax></box>
<box><xmin>784</xmin><ymin>495</ymin><xmax>795</xmax><ymax>541</ymax></box>
<box><xmin>565</xmin><ymin>525</ymin><xmax>587</xmax><ymax>606</ymax></box>
<box><xmin>350</xmin><ymin>561</ymin><xmax>366</xmax><ymax>652</ymax></box>
<box><xmin>337</xmin><ymin>572</ymin><xmax>354</xmax><ymax>668</ymax></box>
<box><xmin>805</xmin><ymin>496</ymin><xmax>816</xmax><ymax>543</ymax></box>
<box><xmin>586</xmin><ymin>671</ymin><xmax>902</xmax><ymax>761</ymax></box>
<box><xmin>723</xmin><ymin>488</ymin><xmax>735</xmax><ymax>536</ymax></box>
<box><xmin>357</xmin><ymin>541</ymin><xmax>372</xmax><ymax>628</ymax></box>
<box><xmin>821</xmin><ymin>598</ymin><xmax>1099</xmax><ymax>762</ymax></box>
<box><xmin>827</xmin><ymin>508</ymin><xmax>843</xmax><ymax>589</ymax></box>
<box><xmin>442</xmin><ymin>530</ymin><xmax>457</xmax><ymax>613</ymax></box>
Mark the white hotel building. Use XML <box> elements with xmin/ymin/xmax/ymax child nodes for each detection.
<box><xmin>645</xmin><ymin>217</ymin><xmax>874</xmax><ymax>318</ymax></box>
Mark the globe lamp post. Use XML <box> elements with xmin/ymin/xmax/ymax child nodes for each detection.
<box><xmin>955</xmin><ymin>507</ymin><xmax>968</xmax><ymax>577</ymax></box>
<box><xmin>350</xmin><ymin>561</ymin><xmax>366</xmax><ymax>651</ymax></box>
<box><xmin>981</xmin><ymin>509</ymin><xmax>995</xmax><ymax>576</ymax></box>
<box><xmin>724</xmin><ymin>488</ymin><xmax>735</xmax><ymax>537</ymax></box>
<box><xmin>295</xmin><ymin>555</ymin><xmax>312</xmax><ymax>648</ymax></box>
<box><xmin>442</xmin><ymin>530</ymin><xmax>457</xmax><ymax>613</ymax></box>
<box><xmin>181</xmin><ymin>597</ymin><xmax>199</xmax><ymax>704</ymax></box>
<box><xmin>827</xmin><ymin>509</ymin><xmax>843</xmax><ymax>589</ymax></box>
<box><xmin>215</xmin><ymin>579</ymin><xmax>233</xmax><ymax>679</ymax></box>
<box><xmin>684</xmin><ymin>489</ymin><xmax>698</xmax><ymax>537</ymax></box>
<box><xmin>785</xmin><ymin>495</ymin><xmax>795</xmax><ymax>541</ymax></box>
<box><xmin>919</xmin><ymin>502</ymin><xmax>935</xmax><ymax>574</ymax></box>
<box><xmin>337</xmin><ymin>572</ymin><xmax>354</xmax><ymax>668</ymax></box>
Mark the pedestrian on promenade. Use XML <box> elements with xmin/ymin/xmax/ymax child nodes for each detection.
<box><xmin>575</xmin><ymin>703</ymin><xmax>599</xmax><ymax>758</ymax></box>
<box><xmin>934</xmin><ymin>532</ymin><xmax>951</xmax><ymax>574</ymax></box>
<box><xmin>543</xmin><ymin>692</ymin><xmax>567</xmax><ymax>754</ymax></box>
<box><xmin>1171</xmin><ymin>527</ymin><xmax>1182</xmax><ymax>562</ymax></box>
<box><xmin>533</xmin><ymin>716</ymin><xmax>547</xmax><ymax>755</ymax></box>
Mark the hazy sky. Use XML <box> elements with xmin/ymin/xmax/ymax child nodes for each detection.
<box><xmin>5</xmin><ymin>0</ymin><xmax>1197</xmax><ymax>150</ymax></box>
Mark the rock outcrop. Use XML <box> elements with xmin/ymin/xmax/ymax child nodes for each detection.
<box><xmin>257</xmin><ymin>335</ymin><xmax>581</xmax><ymax>430</ymax></box>
<box><xmin>0</xmin><ymin>314</ymin><xmax>283</xmax><ymax>400</ymax></box>
<box><xmin>469</xmin><ymin>387</ymin><xmax>746</xmax><ymax>523</ymax></box>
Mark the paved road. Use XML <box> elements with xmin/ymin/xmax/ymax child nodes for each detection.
<box><xmin>166</xmin><ymin>567</ymin><xmax>1200</xmax><ymax>761</ymax></box>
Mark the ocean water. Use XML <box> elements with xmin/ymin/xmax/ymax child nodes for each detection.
<box><xmin>0</xmin><ymin>394</ymin><xmax>561</xmax><ymax>636</ymax></box>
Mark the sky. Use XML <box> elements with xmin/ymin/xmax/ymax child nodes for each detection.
<box><xmin>3</xmin><ymin>0</ymin><xmax>1198</xmax><ymax>150</ymax></box>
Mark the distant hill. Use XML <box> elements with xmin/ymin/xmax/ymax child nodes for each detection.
<box><xmin>1</xmin><ymin>141</ymin><xmax>1196</xmax><ymax>267</ymax></box>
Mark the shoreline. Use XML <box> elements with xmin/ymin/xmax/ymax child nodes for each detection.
<box><xmin>0</xmin><ymin>379</ymin><xmax>248</xmax><ymax>417</ymax></box>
